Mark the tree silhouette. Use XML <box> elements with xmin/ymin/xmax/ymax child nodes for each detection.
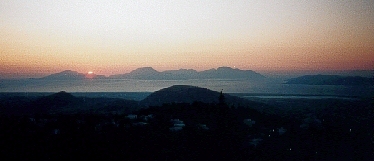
<box><xmin>219</xmin><ymin>89</ymin><xmax>225</xmax><ymax>105</ymax></box>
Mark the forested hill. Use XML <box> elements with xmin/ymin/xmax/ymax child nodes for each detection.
<box><xmin>0</xmin><ymin>91</ymin><xmax>139</xmax><ymax>115</ymax></box>
<box><xmin>140</xmin><ymin>85</ymin><xmax>227</xmax><ymax>106</ymax></box>
<box><xmin>140</xmin><ymin>85</ymin><xmax>274</xmax><ymax>113</ymax></box>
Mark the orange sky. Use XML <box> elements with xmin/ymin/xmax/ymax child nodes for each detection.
<box><xmin>1</xmin><ymin>0</ymin><xmax>373</xmax><ymax>78</ymax></box>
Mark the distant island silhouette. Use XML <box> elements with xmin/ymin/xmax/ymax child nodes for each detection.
<box><xmin>40</xmin><ymin>67</ymin><xmax>266</xmax><ymax>80</ymax></box>
<box><xmin>41</xmin><ymin>70</ymin><xmax>106</xmax><ymax>80</ymax></box>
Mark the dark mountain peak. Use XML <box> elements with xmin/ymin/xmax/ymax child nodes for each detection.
<box><xmin>32</xmin><ymin>91</ymin><xmax>81</xmax><ymax>112</ymax></box>
<box><xmin>163</xmin><ymin>68</ymin><xmax>198</xmax><ymax>73</ymax></box>
<box><xmin>179</xmin><ymin>68</ymin><xmax>196</xmax><ymax>71</ymax></box>
<box><xmin>43</xmin><ymin>91</ymin><xmax>79</xmax><ymax>103</ymax></box>
<box><xmin>109</xmin><ymin>67</ymin><xmax>159</xmax><ymax>79</ymax></box>
<box><xmin>155</xmin><ymin>85</ymin><xmax>214</xmax><ymax>95</ymax></box>
<box><xmin>110</xmin><ymin>67</ymin><xmax>265</xmax><ymax>80</ymax></box>
<box><xmin>141</xmin><ymin>85</ymin><xmax>220</xmax><ymax>106</ymax></box>
<box><xmin>205</xmin><ymin>68</ymin><xmax>217</xmax><ymax>72</ymax></box>
<box><xmin>50</xmin><ymin>91</ymin><xmax>75</xmax><ymax>99</ymax></box>
<box><xmin>140</xmin><ymin>85</ymin><xmax>270</xmax><ymax>112</ymax></box>
<box><xmin>42</xmin><ymin>70</ymin><xmax>85</xmax><ymax>80</ymax></box>
<box><xmin>139</xmin><ymin>85</ymin><xmax>251</xmax><ymax>107</ymax></box>
<box><xmin>59</xmin><ymin>70</ymin><xmax>79</xmax><ymax>74</ymax></box>
<box><xmin>158</xmin><ymin>85</ymin><xmax>203</xmax><ymax>91</ymax></box>
<box><xmin>121</xmin><ymin>67</ymin><xmax>160</xmax><ymax>79</ymax></box>
<box><xmin>130</xmin><ymin>67</ymin><xmax>159</xmax><ymax>74</ymax></box>
<box><xmin>216</xmin><ymin>66</ymin><xmax>243</xmax><ymax>73</ymax></box>
<box><xmin>199</xmin><ymin>67</ymin><xmax>265</xmax><ymax>79</ymax></box>
<box><xmin>217</xmin><ymin>66</ymin><xmax>236</xmax><ymax>71</ymax></box>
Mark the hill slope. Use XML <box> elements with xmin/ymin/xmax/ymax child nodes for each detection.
<box><xmin>140</xmin><ymin>85</ymin><xmax>275</xmax><ymax>113</ymax></box>
<box><xmin>0</xmin><ymin>91</ymin><xmax>139</xmax><ymax>115</ymax></box>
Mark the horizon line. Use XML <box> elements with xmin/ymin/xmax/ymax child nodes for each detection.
<box><xmin>1</xmin><ymin>66</ymin><xmax>372</xmax><ymax>80</ymax></box>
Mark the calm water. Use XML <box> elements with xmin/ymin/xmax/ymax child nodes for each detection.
<box><xmin>0</xmin><ymin>79</ymin><xmax>372</xmax><ymax>97</ymax></box>
<box><xmin>243</xmin><ymin>95</ymin><xmax>357</xmax><ymax>99</ymax></box>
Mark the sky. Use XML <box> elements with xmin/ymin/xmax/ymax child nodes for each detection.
<box><xmin>1</xmin><ymin>0</ymin><xmax>373</xmax><ymax>78</ymax></box>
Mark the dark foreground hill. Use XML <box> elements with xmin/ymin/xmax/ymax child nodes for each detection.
<box><xmin>1</xmin><ymin>86</ymin><xmax>272</xmax><ymax>115</ymax></box>
<box><xmin>140</xmin><ymin>85</ymin><xmax>275</xmax><ymax>113</ymax></box>
<box><xmin>0</xmin><ymin>91</ymin><xmax>139</xmax><ymax>115</ymax></box>
<box><xmin>0</xmin><ymin>86</ymin><xmax>373</xmax><ymax>160</ymax></box>
<box><xmin>140</xmin><ymin>85</ymin><xmax>223</xmax><ymax>106</ymax></box>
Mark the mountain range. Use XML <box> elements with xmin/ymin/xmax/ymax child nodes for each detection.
<box><xmin>40</xmin><ymin>67</ymin><xmax>265</xmax><ymax>80</ymax></box>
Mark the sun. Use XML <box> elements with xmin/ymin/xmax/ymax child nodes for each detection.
<box><xmin>86</xmin><ymin>71</ymin><xmax>95</xmax><ymax>79</ymax></box>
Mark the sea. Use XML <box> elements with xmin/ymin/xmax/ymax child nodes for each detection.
<box><xmin>0</xmin><ymin>79</ymin><xmax>372</xmax><ymax>99</ymax></box>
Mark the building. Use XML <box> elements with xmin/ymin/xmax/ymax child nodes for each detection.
<box><xmin>243</xmin><ymin>119</ymin><xmax>256</xmax><ymax>127</ymax></box>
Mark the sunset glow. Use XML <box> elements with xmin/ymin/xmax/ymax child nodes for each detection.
<box><xmin>1</xmin><ymin>0</ymin><xmax>373</xmax><ymax>78</ymax></box>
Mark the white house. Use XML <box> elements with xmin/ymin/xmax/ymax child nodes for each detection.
<box><xmin>170</xmin><ymin>119</ymin><xmax>184</xmax><ymax>124</ymax></box>
<box><xmin>53</xmin><ymin>129</ymin><xmax>60</xmax><ymax>135</ymax></box>
<box><xmin>29</xmin><ymin>117</ymin><xmax>36</xmax><ymax>122</ymax></box>
<box><xmin>95</xmin><ymin>124</ymin><xmax>103</xmax><ymax>131</ymax></box>
<box><xmin>278</xmin><ymin>127</ymin><xmax>287</xmax><ymax>135</ymax></box>
<box><xmin>126</xmin><ymin>114</ymin><xmax>138</xmax><ymax>120</ymax></box>
<box><xmin>169</xmin><ymin>119</ymin><xmax>185</xmax><ymax>132</ymax></box>
<box><xmin>243</xmin><ymin>119</ymin><xmax>256</xmax><ymax>127</ymax></box>
<box><xmin>249</xmin><ymin>138</ymin><xmax>263</xmax><ymax>147</ymax></box>
<box><xmin>139</xmin><ymin>114</ymin><xmax>154</xmax><ymax>122</ymax></box>
<box><xmin>169</xmin><ymin>126</ymin><xmax>183</xmax><ymax>132</ymax></box>
<box><xmin>144</xmin><ymin>114</ymin><xmax>154</xmax><ymax>121</ymax></box>
<box><xmin>198</xmin><ymin>124</ymin><xmax>209</xmax><ymax>130</ymax></box>
<box><xmin>174</xmin><ymin>123</ymin><xmax>185</xmax><ymax>127</ymax></box>
<box><xmin>132</xmin><ymin>122</ymin><xmax>148</xmax><ymax>126</ymax></box>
